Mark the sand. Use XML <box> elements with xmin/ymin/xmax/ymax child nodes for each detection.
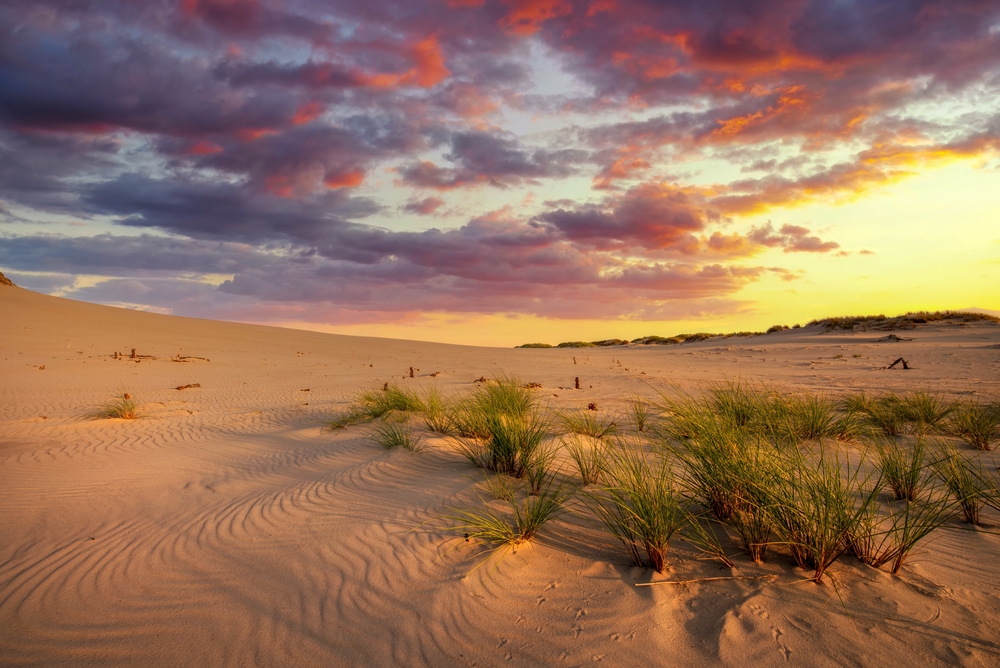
<box><xmin>2</xmin><ymin>284</ymin><xmax>1000</xmax><ymax>666</ymax></box>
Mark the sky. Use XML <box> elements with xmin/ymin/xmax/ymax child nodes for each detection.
<box><xmin>1</xmin><ymin>0</ymin><xmax>999</xmax><ymax>347</ymax></box>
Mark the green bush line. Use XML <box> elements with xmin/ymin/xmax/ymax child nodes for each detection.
<box><xmin>514</xmin><ymin>310</ymin><xmax>999</xmax><ymax>348</ymax></box>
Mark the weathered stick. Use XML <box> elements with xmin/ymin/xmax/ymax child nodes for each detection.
<box><xmin>635</xmin><ymin>574</ymin><xmax>777</xmax><ymax>587</ymax></box>
<box><xmin>886</xmin><ymin>357</ymin><xmax>910</xmax><ymax>370</ymax></box>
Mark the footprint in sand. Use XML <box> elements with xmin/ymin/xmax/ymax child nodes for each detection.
<box><xmin>772</xmin><ymin>627</ymin><xmax>792</xmax><ymax>661</ymax></box>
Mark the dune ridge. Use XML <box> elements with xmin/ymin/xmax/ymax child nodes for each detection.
<box><xmin>3</xmin><ymin>286</ymin><xmax>1000</xmax><ymax>666</ymax></box>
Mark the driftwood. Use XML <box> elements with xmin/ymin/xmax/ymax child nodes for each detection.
<box><xmin>575</xmin><ymin>376</ymin><xmax>580</xmax><ymax>389</ymax></box>
<box><xmin>172</xmin><ymin>355</ymin><xmax>210</xmax><ymax>362</ymax></box>
<box><xmin>409</xmin><ymin>366</ymin><xmax>415</xmax><ymax>378</ymax></box>
<box><xmin>886</xmin><ymin>357</ymin><xmax>910</xmax><ymax>370</ymax></box>
<box><xmin>175</xmin><ymin>384</ymin><xmax>201</xmax><ymax>390</ymax></box>
<box><xmin>635</xmin><ymin>574</ymin><xmax>777</xmax><ymax>587</ymax></box>
<box><xmin>587</xmin><ymin>402</ymin><xmax>598</xmax><ymax>411</ymax></box>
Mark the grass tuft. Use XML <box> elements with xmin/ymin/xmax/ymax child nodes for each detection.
<box><xmin>448</xmin><ymin>474</ymin><xmax>571</xmax><ymax>560</ymax></box>
<box><xmin>370</xmin><ymin>418</ymin><xmax>424</xmax><ymax>451</ymax></box>
<box><xmin>92</xmin><ymin>391</ymin><xmax>140</xmax><ymax>419</ymax></box>
<box><xmin>872</xmin><ymin>437</ymin><xmax>927</xmax><ymax>502</ymax></box>
<box><xmin>585</xmin><ymin>438</ymin><xmax>687</xmax><ymax>573</ymax></box>
<box><xmin>558</xmin><ymin>409</ymin><xmax>618</xmax><ymax>439</ymax></box>
<box><xmin>932</xmin><ymin>445</ymin><xmax>989</xmax><ymax>525</ymax></box>
<box><xmin>949</xmin><ymin>400</ymin><xmax>1000</xmax><ymax>451</ymax></box>
<box><xmin>563</xmin><ymin>435</ymin><xmax>607</xmax><ymax>485</ymax></box>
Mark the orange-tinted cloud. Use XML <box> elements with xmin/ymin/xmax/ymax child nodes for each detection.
<box><xmin>324</xmin><ymin>169</ymin><xmax>365</xmax><ymax>189</ymax></box>
<box><xmin>291</xmin><ymin>102</ymin><xmax>324</xmax><ymax>125</ymax></box>
<box><xmin>500</xmin><ymin>0</ymin><xmax>573</xmax><ymax>36</ymax></box>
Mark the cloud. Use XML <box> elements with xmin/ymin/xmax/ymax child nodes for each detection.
<box><xmin>2</xmin><ymin>0</ymin><xmax>999</xmax><ymax>328</ymax></box>
<box><xmin>748</xmin><ymin>222</ymin><xmax>840</xmax><ymax>253</ymax></box>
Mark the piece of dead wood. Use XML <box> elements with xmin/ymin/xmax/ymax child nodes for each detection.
<box><xmin>575</xmin><ymin>376</ymin><xmax>580</xmax><ymax>389</ymax></box>
<box><xmin>588</xmin><ymin>402</ymin><xmax>598</xmax><ymax>411</ymax></box>
<box><xmin>300</xmin><ymin>388</ymin><xmax>310</xmax><ymax>392</ymax></box>
<box><xmin>635</xmin><ymin>574</ymin><xmax>777</xmax><ymax>587</ymax></box>
<box><xmin>175</xmin><ymin>383</ymin><xmax>201</xmax><ymax>390</ymax></box>
<box><xmin>885</xmin><ymin>357</ymin><xmax>910</xmax><ymax>370</ymax></box>
<box><xmin>173</xmin><ymin>355</ymin><xmax>210</xmax><ymax>362</ymax></box>
<box><xmin>523</xmin><ymin>382</ymin><xmax>542</xmax><ymax>389</ymax></box>
<box><xmin>875</xmin><ymin>334</ymin><xmax>913</xmax><ymax>342</ymax></box>
<box><xmin>429</xmin><ymin>371</ymin><xmax>440</xmax><ymax>377</ymax></box>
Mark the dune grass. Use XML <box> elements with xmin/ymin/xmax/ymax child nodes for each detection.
<box><xmin>450</xmin><ymin>374</ymin><xmax>549</xmax><ymax>477</ymax></box>
<box><xmin>563</xmin><ymin>435</ymin><xmax>607</xmax><ymax>485</ymax></box>
<box><xmin>585</xmin><ymin>438</ymin><xmax>687</xmax><ymax>573</ymax></box>
<box><xmin>421</xmin><ymin>385</ymin><xmax>452</xmax><ymax>434</ymax></box>
<box><xmin>558</xmin><ymin>409</ymin><xmax>618</xmax><ymax>439</ymax></box>
<box><xmin>850</xmin><ymin>490</ymin><xmax>955</xmax><ymax>574</ymax></box>
<box><xmin>449</xmin><ymin>474</ymin><xmax>571</xmax><ymax>560</ymax></box>
<box><xmin>92</xmin><ymin>391</ymin><xmax>140</xmax><ymax>419</ymax></box>
<box><xmin>872</xmin><ymin>437</ymin><xmax>928</xmax><ymax>502</ymax></box>
<box><xmin>480</xmin><ymin>473</ymin><xmax>520</xmax><ymax>502</ymax></box>
<box><xmin>949</xmin><ymin>400</ymin><xmax>1000</xmax><ymax>451</ymax></box>
<box><xmin>370</xmin><ymin>418</ymin><xmax>424</xmax><ymax>452</ymax></box>
<box><xmin>766</xmin><ymin>449</ymin><xmax>881</xmax><ymax>583</ymax></box>
<box><xmin>627</xmin><ymin>399</ymin><xmax>651</xmax><ymax>433</ymax></box>
<box><xmin>932</xmin><ymin>445</ymin><xmax>989</xmax><ymax>525</ymax></box>
<box><xmin>329</xmin><ymin>382</ymin><xmax>426</xmax><ymax>429</ymax></box>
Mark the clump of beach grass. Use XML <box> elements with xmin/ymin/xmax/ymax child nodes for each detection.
<box><xmin>767</xmin><ymin>449</ymin><xmax>881</xmax><ymax>583</ymax></box>
<box><xmin>450</xmin><ymin>374</ymin><xmax>549</xmax><ymax>477</ymax></box>
<box><xmin>628</xmin><ymin>398</ymin><xmax>651</xmax><ymax>433</ymax></box>
<box><xmin>449</xmin><ymin>473</ymin><xmax>571</xmax><ymax>561</ymax></box>
<box><xmin>585</xmin><ymin>438</ymin><xmax>687</xmax><ymax>573</ymax></box>
<box><xmin>421</xmin><ymin>385</ymin><xmax>452</xmax><ymax>434</ymax></box>
<box><xmin>932</xmin><ymin>445</ymin><xmax>989</xmax><ymax>525</ymax></box>
<box><xmin>563</xmin><ymin>435</ymin><xmax>607</xmax><ymax>485</ymax></box>
<box><xmin>850</xmin><ymin>490</ymin><xmax>954</xmax><ymax>574</ymax></box>
<box><xmin>558</xmin><ymin>409</ymin><xmax>618</xmax><ymax>439</ymax></box>
<box><xmin>872</xmin><ymin>436</ymin><xmax>928</xmax><ymax>502</ymax></box>
<box><xmin>900</xmin><ymin>392</ymin><xmax>954</xmax><ymax>432</ymax></box>
<box><xmin>949</xmin><ymin>400</ymin><xmax>1000</xmax><ymax>451</ymax></box>
<box><xmin>480</xmin><ymin>473</ymin><xmax>520</xmax><ymax>502</ymax></box>
<box><xmin>329</xmin><ymin>382</ymin><xmax>426</xmax><ymax>429</ymax></box>
<box><xmin>92</xmin><ymin>390</ymin><xmax>140</xmax><ymax>419</ymax></box>
<box><xmin>370</xmin><ymin>418</ymin><xmax>424</xmax><ymax>452</ymax></box>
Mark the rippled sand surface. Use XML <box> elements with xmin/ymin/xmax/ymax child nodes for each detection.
<box><xmin>3</xmin><ymin>285</ymin><xmax>1000</xmax><ymax>666</ymax></box>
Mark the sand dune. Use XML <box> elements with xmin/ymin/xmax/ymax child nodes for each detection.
<box><xmin>3</xmin><ymin>285</ymin><xmax>1000</xmax><ymax>666</ymax></box>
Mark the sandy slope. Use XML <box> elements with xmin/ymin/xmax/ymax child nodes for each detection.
<box><xmin>2</xmin><ymin>284</ymin><xmax>1000</xmax><ymax>667</ymax></box>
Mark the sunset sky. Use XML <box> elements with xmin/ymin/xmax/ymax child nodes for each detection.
<box><xmin>2</xmin><ymin>0</ymin><xmax>999</xmax><ymax>346</ymax></box>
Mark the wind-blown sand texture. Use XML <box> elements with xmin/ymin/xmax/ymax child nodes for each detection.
<box><xmin>3</xmin><ymin>285</ymin><xmax>1000</xmax><ymax>666</ymax></box>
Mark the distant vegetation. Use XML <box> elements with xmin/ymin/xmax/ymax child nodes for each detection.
<box><xmin>515</xmin><ymin>310</ymin><xmax>998</xmax><ymax>348</ymax></box>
